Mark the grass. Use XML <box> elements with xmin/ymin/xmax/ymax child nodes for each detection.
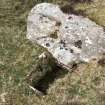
<box><xmin>0</xmin><ymin>0</ymin><xmax>105</xmax><ymax>105</ymax></box>
<box><xmin>73</xmin><ymin>0</ymin><xmax>105</xmax><ymax>27</ymax></box>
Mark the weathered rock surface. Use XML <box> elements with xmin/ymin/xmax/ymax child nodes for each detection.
<box><xmin>27</xmin><ymin>3</ymin><xmax>105</xmax><ymax>68</ymax></box>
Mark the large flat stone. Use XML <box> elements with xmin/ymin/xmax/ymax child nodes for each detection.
<box><xmin>27</xmin><ymin>3</ymin><xmax>105</xmax><ymax>68</ymax></box>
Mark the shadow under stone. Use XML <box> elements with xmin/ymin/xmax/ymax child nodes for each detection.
<box><xmin>33</xmin><ymin>66</ymin><xmax>68</xmax><ymax>94</ymax></box>
<box><xmin>61</xmin><ymin>0</ymin><xmax>92</xmax><ymax>15</ymax></box>
<box><xmin>61</xmin><ymin>4</ymin><xmax>86</xmax><ymax>16</ymax></box>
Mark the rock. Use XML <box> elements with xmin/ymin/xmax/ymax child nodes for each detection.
<box><xmin>58</xmin><ymin>15</ymin><xmax>105</xmax><ymax>62</ymax></box>
<box><xmin>27</xmin><ymin>3</ymin><xmax>105</xmax><ymax>68</ymax></box>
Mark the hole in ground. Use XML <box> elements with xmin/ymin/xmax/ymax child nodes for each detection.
<box><xmin>32</xmin><ymin>66</ymin><xmax>68</xmax><ymax>94</ymax></box>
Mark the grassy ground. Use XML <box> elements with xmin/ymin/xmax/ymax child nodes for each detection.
<box><xmin>73</xmin><ymin>0</ymin><xmax>105</xmax><ymax>27</ymax></box>
<box><xmin>0</xmin><ymin>0</ymin><xmax>105</xmax><ymax>105</ymax></box>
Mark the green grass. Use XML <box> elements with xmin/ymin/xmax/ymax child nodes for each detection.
<box><xmin>74</xmin><ymin>0</ymin><xmax>105</xmax><ymax>27</ymax></box>
<box><xmin>0</xmin><ymin>0</ymin><xmax>105</xmax><ymax>105</ymax></box>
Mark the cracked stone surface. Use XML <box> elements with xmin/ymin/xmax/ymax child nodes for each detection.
<box><xmin>27</xmin><ymin>3</ymin><xmax>105</xmax><ymax>68</ymax></box>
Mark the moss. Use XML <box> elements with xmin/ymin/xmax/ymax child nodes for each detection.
<box><xmin>49</xmin><ymin>22</ymin><xmax>61</xmax><ymax>39</ymax></box>
<box><xmin>49</xmin><ymin>30</ymin><xmax>58</xmax><ymax>39</ymax></box>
